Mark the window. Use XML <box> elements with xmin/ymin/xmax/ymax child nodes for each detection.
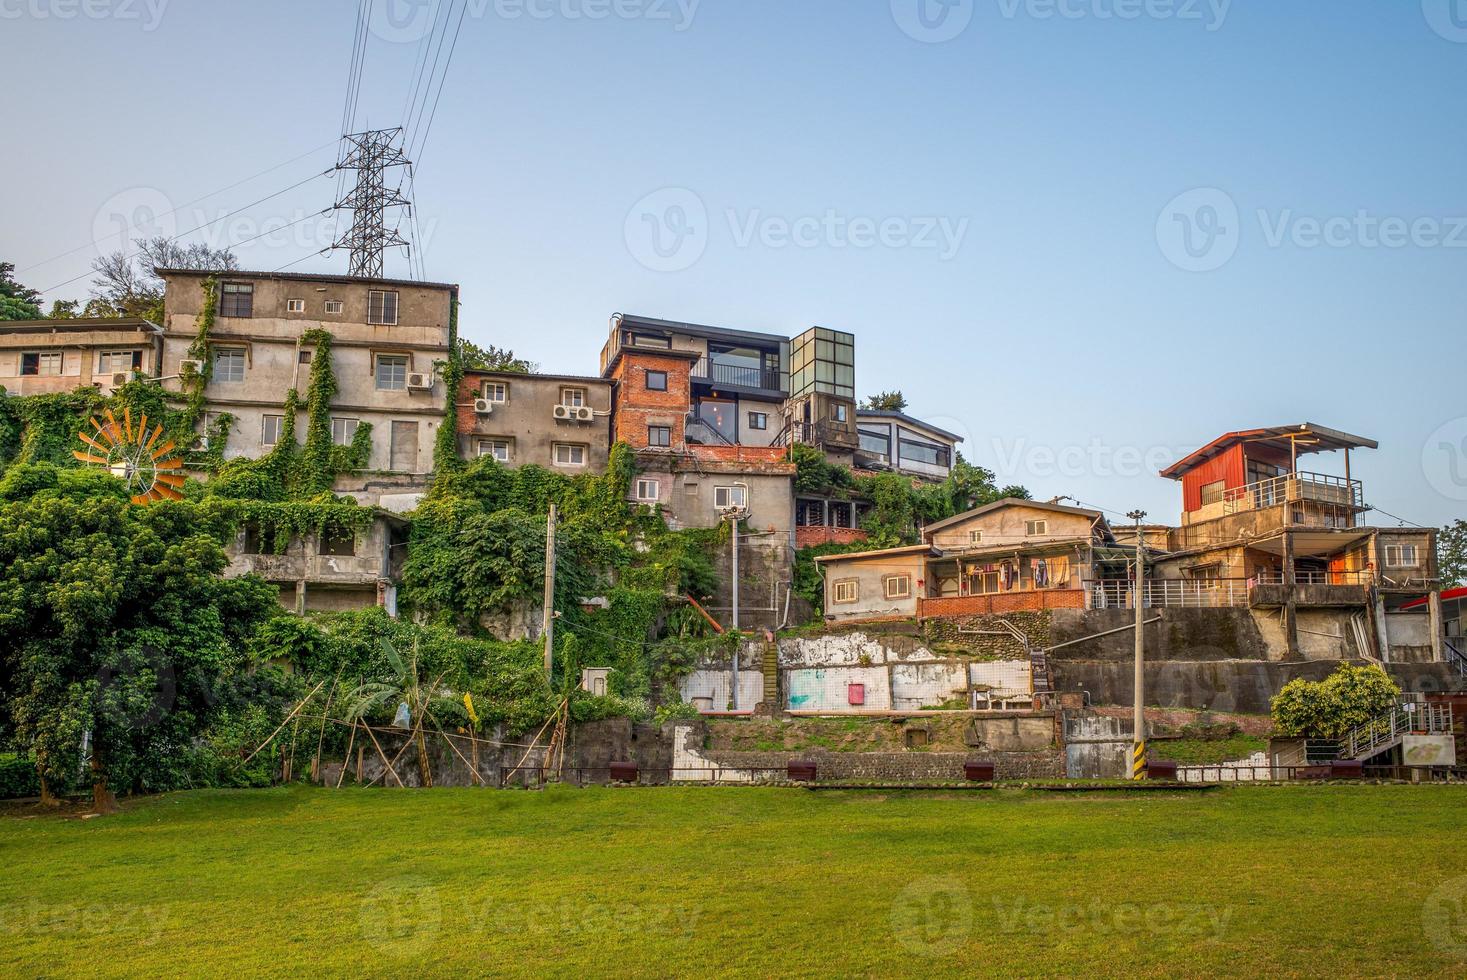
<box><xmin>714</xmin><ymin>485</ymin><xmax>747</xmax><ymax>510</ymax></box>
<box><xmin>219</xmin><ymin>282</ymin><xmax>253</xmax><ymax>317</ymax></box>
<box><xmin>885</xmin><ymin>575</ymin><xmax>912</xmax><ymax>600</ymax></box>
<box><xmin>286</xmin><ymin>298</ymin><xmax>305</xmax><ymax>313</ymax></box>
<box><xmin>1385</xmin><ymin>544</ymin><xmax>1420</xmax><ymax>567</ymax></box>
<box><xmin>553</xmin><ymin>443</ymin><xmax>586</xmax><ymax>467</ymax></box>
<box><xmin>1199</xmin><ymin>480</ymin><xmax>1227</xmax><ymax>506</ymax></box>
<box><xmin>367</xmin><ymin>289</ymin><xmax>399</xmax><ymax>325</ymax></box>
<box><xmin>748</xmin><ymin>412</ymin><xmax>768</xmax><ymax>431</ymax></box>
<box><xmin>477</xmin><ymin>439</ymin><xmax>510</xmax><ymax>462</ymax></box>
<box><xmin>21</xmin><ymin>352</ymin><xmax>62</xmax><ymax>376</ymax></box>
<box><xmin>241</xmin><ymin>523</ymin><xmax>279</xmax><ymax>555</ymax></box>
<box><xmin>684</xmin><ymin>482</ymin><xmax>699</xmax><ymax>496</ymax></box>
<box><xmin>900</xmin><ymin>437</ymin><xmax>951</xmax><ymax>469</ymax></box>
<box><xmin>375</xmin><ymin>354</ymin><xmax>408</xmax><ymax>390</ymax></box>
<box><xmin>482</xmin><ymin>381</ymin><xmax>508</xmax><ymax>402</ymax></box>
<box><xmin>645</xmin><ymin>370</ymin><xmax>668</xmax><ymax>391</ymax></box>
<box><xmin>261</xmin><ymin>415</ymin><xmax>284</xmax><ymax>447</ymax></box>
<box><xmin>201</xmin><ymin>411</ymin><xmax>230</xmax><ymax>448</ymax></box>
<box><xmin>969</xmin><ymin>530</ymin><xmax>984</xmax><ymax>544</ymax></box>
<box><xmin>299</xmin><ymin>350</ymin><xmax>313</xmax><ymax>364</ymax></box>
<box><xmin>213</xmin><ymin>348</ymin><xmax>246</xmax><ymax>383</ymax></box>
<box><xmin>627</xmin><ymin>331</ymin><xmax>671</xmax><ymax>349</ymax></box>
<box><xmin>560</xmin><ymin>387</ymin><xmax>586</xmax><ymax>408</ymax></box>
<box><xmin>833</xmin><ymin>580</ymin><xmax>858</xmax><ymax>604</ymax></box>
<box><xmin>331</xmin><ymin>417</ymin><xmax>359</xmax><ymax>446</ymax></box>
<box><xmin>636</xmin><ymin>479</ymin><xmax>660</xmax><ymax>502</ymax></box>
<box><xmin>859</xmin><ymin>426</ymin><xmax>891</xmax><ymax>459</ymax></box>
<box><xmin>1025</xmin><ymin>520</ymin><xmax>1049</xmax><ymax>537</ymax></box>
<box><xmin>319</xmin><ymin>530</ymin><xmax>356</xmax><ymax>556</ymax></box>
<box><xmin>324</xmin><ymin>300</ymin><xmax>343</xmax><ymax>314</ymax></box>
<box><xmin>833</xmin><ymin>404</ymin><xmax>848</xmax><ymax>423</ymax></box>
<box><xmin>647</xmin><ymin>425</ymin><xmax>672</xmax><ymax>447</ymax></box>
<box><xmin>98</xmin><ymin>350</ymin><xmax>141</xmax><ymax>375</ymax></box>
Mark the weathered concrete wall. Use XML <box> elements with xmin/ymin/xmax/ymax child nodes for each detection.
<box><xmin>697</xmin><ymin>747</ymin><xmax>1064</xmax><ymax>782</ymax></box>
<box><xmin>1064</xmin><ymin>714</ymin><xmax>1131</xmax><ymax>779</ymax></box>
<box><xmin>679</xmin><ymin>669</ymin><xmax>765</xmax><ymax>713</ymax></box>
<box><xmin>1052</xmin><ymin>658</ymin><xmax>1346</xmax><ymax>715</ymax></box>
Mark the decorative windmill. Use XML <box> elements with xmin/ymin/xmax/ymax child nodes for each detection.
<box><xmin>73</xmin><ymin>408</ymin><xmax>185</xmax><ymax>503</ymax></box>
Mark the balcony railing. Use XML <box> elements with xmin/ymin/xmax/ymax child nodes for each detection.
<box><xmin>1221</xmin><ymin>471</ymin><xmax>1364</xmax><ymax>516</ymax></box>
<box><xmin>1251</xmin><ymin>569</ymin><xmax>1371</xmax><ymax>586</ymax></box>
<box><xmin>691</xmin><ymin>358</ymin><xmax>781</xmax><ymax>391</ymax></box>
<box><xmin>1085</xmin><ymin>579</ymin><xmax>1252</xmax><ymax>609</ymax></box>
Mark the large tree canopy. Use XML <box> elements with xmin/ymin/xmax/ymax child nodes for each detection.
<box><xmin>0</xmin><ymin>262</ymin><xmax>43</xmax><ymax>321</ymax></box>
<box><xmin>0</xmin><ymin>465</ymin><xmax>281</xmax><ymax>809</ymax></box>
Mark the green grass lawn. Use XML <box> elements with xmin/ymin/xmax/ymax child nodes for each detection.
<box><xmin>4</xmin><ymin>785</ymin><xmax>1467</xmax><ymax>977</ymax></box>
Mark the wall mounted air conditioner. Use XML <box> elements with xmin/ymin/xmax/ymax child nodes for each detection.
<box><xmin>179</xmin><ymin>358</ymin><xmax>204</xmax><ymax>376</ymax></box>
<box><xmin>572</xmin><ymin>406</ymin><xmax>595</xmax><ymax>422</ymax></box>
<box><xmin>552</xmin><ymin>404</ymin><xmax>573</xmax><ymax>420</ymax></box>
<box><xmin>111</xmin><ymin>373</ymin><xmax>130</xmax><ymax>387</ymax></box>
<box><xmin>406</xmin><ymin>372</ymin><xmax>434</xmax><ymax>391</ymax></box>
<box><xmin>473</xmin><ymin>399</ymin><xmax>494</xmax><ymax>415</ymax></box>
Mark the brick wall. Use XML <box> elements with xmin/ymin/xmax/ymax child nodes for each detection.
<box><xmin>610</xmin><ymin>352</ymin><xmax>693</xmax><ymax>449</ymax></box>
<box><xmin>692</xmin><ymin>444</ymin><xmax>790</xmax><ymax>465</ymax></box>
<box><xmin>919</xmin><ymin>590</ymin><xmax>1085</xmax><ymax>619</ymax></box>
<box><xmin>796</xmin><ymin>526</ymin><xmax>870</xmax><ymax>550</ymax></box>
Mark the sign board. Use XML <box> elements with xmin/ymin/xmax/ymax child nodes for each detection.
<box><xmin>1402</xmin><ymin>735</ymin><xmax>1457</xmax><ymax>767</ymax></box>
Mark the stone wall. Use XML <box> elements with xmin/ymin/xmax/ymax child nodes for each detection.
<box><xmin>700</xmin><ymin>748</ymin><xmax>1063</xmax><ymax>782</ymax></box>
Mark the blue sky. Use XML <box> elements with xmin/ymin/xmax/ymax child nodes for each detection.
<box><xmin>4</xmin><ymin>1</ymin><xmax>1466</xmax><ymax>526</ymax></box>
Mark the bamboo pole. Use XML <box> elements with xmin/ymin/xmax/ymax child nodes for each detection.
<box><xmin>242</xmin><ymin>677</ymin><xmax>329</xmax><ymax>766</ymax></box>
<box><xmin>335</xmin><ymin>720</ymin><xmax>359</xmax><ymax>789</ymax></box>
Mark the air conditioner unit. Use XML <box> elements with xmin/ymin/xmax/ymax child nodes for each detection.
<box><xmin>552</xmin><ymin>404</ymin><xmax>573</xmax><ymax>421</ymax></box>
<box><xmin>406</xmin><ymin>372</ymin><xmax>434</xmax><ymax>391</ymax></box>
<box><xmin>473</xmin><ymin>398</ymin><xmax>494</xmax><ymax>415</ymax></box>
<box><xmin>111</xmin><ymin>373</ymin><xmax>130</xmax><ymax>387</ymax></box>
<box><xmin>572</xmin><ymin>406</ymin><xmax>595</xmax><ymax>422</ymax></box>
<box><xmin>179</xmin><ymin>358</ymin><xmax>204</xmax><ymax>376</ymax></box>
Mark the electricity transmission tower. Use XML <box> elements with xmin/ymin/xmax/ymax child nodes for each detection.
<box><xmin>330</xmin><ymin>128</ymin><xmax>413</xmax><ymax>278</ymax></box>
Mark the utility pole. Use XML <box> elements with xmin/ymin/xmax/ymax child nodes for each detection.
<box><xmin>543</xmin><ymin>504</ymin><xmax>557</xmax><ymax>679</ymax></box>
<box><xmin>730</xmin><ymin>512</ymin><xmax>741</xmax><ymax>711</ymax></box>
<box><xmin>330</xmin><ymin>128</ymin><xmax>413</xmax><ymax>278</ymax></box>
<box><xmin>1128</xmin><ymin>509</ymin><xmax>1148</xmax><ymax>780</ymax></box>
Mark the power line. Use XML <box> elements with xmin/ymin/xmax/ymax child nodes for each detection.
<box><xmin>403</xmin><ymin>0</ymin><xmax>459</xmax><ymax>151</ymax></box>
<box><xmin>330</xmin><ymin>129</ymin><xmax>413</xmax><ymax>278</ymax></box>
<box><xmin>19</xmin><ymin>139</ymin><xmax>339</xmax><ymax>276</ymax></box>
<box><xmin>408</xmin><ymin>0</ymin><xmax>469</xmax><ymax>169</ymax></box>
<box><xmin>39</xmin><ymin>171</ymin><xmax>335</xmax><ymax>296</ymax></box>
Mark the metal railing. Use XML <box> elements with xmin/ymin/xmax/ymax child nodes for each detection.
<box><xmin>1251</xmin><ymin>569</ymin><xmax>1371</xmax><ymax>586</ymax></box>
<box><xmin>1445</xmin><ymin>637</ymin><xmax>1467</xmax><ymax>678</ymax></box>
<box><xmin>1340</xmin><ymin>699</ymin><xmax>1453</xmax><ymax>762</ymax></box>
<box><xmin>684</xmin><ymin>413</ymin><xmax>734</xmax><ymax>446</ymax></box>
<box><xmin>1085</xmin><ymin>579</ymin><xmax>1251</xmax><ymax>609</ymax></box>
<box><xmin>1222</xmin><ymin>471</ymin><xmax>1364</xmax><ymax>516</ymax></box>
<box><xmin>691</xmin><ymin>358</ymin><xmax>782</xmax><ymax>391</ymax></box>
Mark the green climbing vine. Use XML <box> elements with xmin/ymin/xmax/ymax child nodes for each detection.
<box><xmin>176</xmin><ymin>276</ymin><xmax>218</xmax><ymax>446</ymax></box>
<box><xmin>432</xmin><ymin>298</ymin><xmax>465</xmax><ymax>483</ymax></box>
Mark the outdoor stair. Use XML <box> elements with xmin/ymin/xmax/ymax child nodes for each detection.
<box><xmin>987</xmin><ymin>618</ymin><xmax>1052</xmax><ymax>696</ymax></box>
<box><xmin>761</xmin><ymin>642</ymin><xmax>779</xmax><ymax>707</ymax></box>
<box><xmin>1337</xmin><ymin>699</ymin><xmax>1454</xmax><ymax>762</ymax></box>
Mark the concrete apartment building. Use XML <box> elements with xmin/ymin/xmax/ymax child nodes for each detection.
<box><xmin>157</xmin><ymin>269</ymin><xmax>456</xmax><ymax>479</ymax></box>
<box><xmin>456</xmin><ymin>368</ymin><xmax>613</xmax><ymax>471</ymax></box>
<box><xmin>0</xmin><ymin>317</ymin><xmax>162</xmax><ymax>396</ymax></box>
<box><xmin>225</xmin><ymin>510</ymin><xmax>409</xmax><ymax>614</ymax></box>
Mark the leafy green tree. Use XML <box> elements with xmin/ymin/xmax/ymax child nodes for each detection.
<box><xmin>0</xmin><ymin>262</ymin><xmax>43</xmax><ymax>320</ymax></box>
<box><xmin>1438</xmin><ymin>520</ymin><xmax>1466</xmax><ymax>589</ymax></box>
<box><xmin>1270</xmin><ymin>663</ymin><xmax>1401</xmax><ymax>740</ymax></box>
<box><xmin>457</xmin><ymin>339</ymin><xmax>536</xmax><ymax>374</ymax></box>
<box><xmin>0</xmin><ymin>466</ymin><xmax>279</xmax><ymax>810</ymax></box>
<box><xmin>862</xmin><ymin>390</ymin><xmax>908</xmax><ymax>412</ymax></box>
